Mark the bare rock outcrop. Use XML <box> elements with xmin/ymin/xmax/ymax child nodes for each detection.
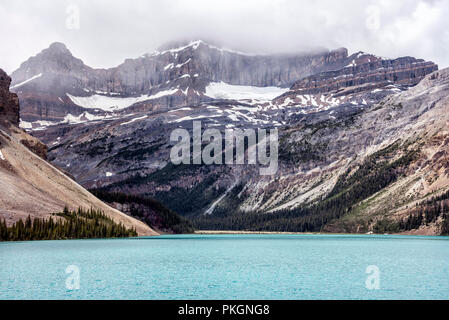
<box><xmin>10</xmin><ymin>41</ymin><xmax>353</xmax><ymax>123</ymax></box>
<box><xmin>289</xmin><ymin>53</ymin><xmax>438</xmax><ymax>95</ymax></box>
<box><xmin>0</xmin><ymin>69</ymin><xmax>20</xmax><ymax>126</ymax></box>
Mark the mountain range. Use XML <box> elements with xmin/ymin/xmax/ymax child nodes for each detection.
<box><xmin>7</xmin><ymin>39</ymin><xmax>449</xmax><ymax>235</ymax></box>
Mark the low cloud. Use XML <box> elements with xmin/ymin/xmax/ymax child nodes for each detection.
<box><xmin>1</xmin><ymin>0</ymin><xmax>448</xmax><ymax>73</ymax></box>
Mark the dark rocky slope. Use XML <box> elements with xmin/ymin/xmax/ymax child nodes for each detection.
<box><xmin>0</xmin><ymin>69</ymin><xmax>20</xmax><ymax>126</ymax></box>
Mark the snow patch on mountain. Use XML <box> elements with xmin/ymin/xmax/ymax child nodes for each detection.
<box><xmin>164</xmin><ymin>63</ymin><xmax>174</xmax><ymax>70</ymax></box>
<box><xmin>170</xmin><ymin>114</ymin><xmax>222</xmax><ymax>123</ymax></box>
<box><xmin>66</xmin><ymin>88</ymin><xmax>179</xmax><ymax>112</ymax></box>
<box><xmin>63</xmin><ymin>112</ymin><xmax>109</xmax><ymax>124</ymax></box>
<box><xmin>120</xmin><ymin>115</ymin><xmax>148</xmax><ymax>126</ymax></box>
<box><xmin>11</xmin><ymin>73</ymin><xmax>43</xmax><ymax>89</ymax></box>
<box><xmin>149</xmin><ymin>40</ymin><xmax>258</xmax><ymax>58</ymax></box>
<box><xmin>176</xmin><ymin>58</ymin><xmax>191</xmax><ymax>68</ymax></box>
<box><xmin>205</xmin><ymin>82</ymin><xmax>288</xmax><ymax>101</ymax></box>
<box><xmin>20</xmin><ymin>119</ymin><xmax>56</xmax><ymax>130</ymax></box>
<box><xmin>20</xmin><ymin>112</ymin><xmax>115</xmax><ymax>131</ymax></box>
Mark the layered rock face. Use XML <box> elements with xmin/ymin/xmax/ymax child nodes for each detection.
<box><xmin>12</xmin><ymin>41</ymin><xmax>438</xmax><ymax>131</ymax></box>
<box><xmin>0</xmin><ymin>69</ymin><xmax>20</xmax><ymax>126</ymax></box>
<box><xmin>289</xmin><ymin>53</ymin><xmax>438</xmax><ymax>95</ymax></box>
<box><xmin>13</xmin><ymin>41</ymin><xmax>350</xmax><ymax>92</ymax></box>
<box><xmin>112</xmin><ymin>43</ymin><xmax>350</xmax><ymax>91</ymax></box>
<box><xmin>11</xmin><ymin>41</ymin><xmax>353</xmax><ymax>125</ymax></box>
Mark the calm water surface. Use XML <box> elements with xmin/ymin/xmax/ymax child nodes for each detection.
<box><xmin>0</xmin><ymin>234</ymin><xmax>448</xmax><ymax>299</ymax></box>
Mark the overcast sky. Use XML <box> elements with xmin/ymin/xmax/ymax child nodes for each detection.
<box><xmin>1</xmin><ymin>0</ymin><xmax>448</xmax><ymax>73</ymax></box>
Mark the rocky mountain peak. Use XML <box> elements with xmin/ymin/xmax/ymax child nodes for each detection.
<box><xmin>46</xmin><ymin>42</ymin><xmax>71</xmax><ymax>54</ymax></box>
<box><xmin>22</xmin><ymin>42</ymin><xmax>77</xmax><ymax>67</ymax></box>
<box><xmin>157</xmin><ymin>39</ymin><xmax>210</xmax><ymax>51</ymax></box>
<box><xmin>10</xmin><ymin>42</ymin><xmax>89</xmax><ymax>90</ymax></box>
<box><xmin>328</xmin><ymin>47</ymin><xmax>349</xmax><ymax>59</ymax></box>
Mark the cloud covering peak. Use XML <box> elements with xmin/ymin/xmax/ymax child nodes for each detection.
<box><xmin>0</xmin><ymin>0</ymin><xmax>446</xmax><ymax>73</ymax></box>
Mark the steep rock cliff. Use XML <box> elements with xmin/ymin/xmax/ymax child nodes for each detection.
<box><xmin>0</xmin><ymin>69</ymin><xmax>20</xmax><ymax>126</ymax></box>
<box><xmin>289</xmin><ymin>53</ymin><xmax>438</xmax><ymax>95</ymax></box>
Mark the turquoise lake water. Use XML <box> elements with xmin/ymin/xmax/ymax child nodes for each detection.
<box><xmin>0</xmin><ymin>234</ymin><xmax>448</xmax><ymax>300</ymax></box>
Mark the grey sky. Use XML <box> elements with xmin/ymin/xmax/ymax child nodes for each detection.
<box><xmin>1</xmin><ymin>0</ymin><xmax>448</xmax><ymax>74</ymax></box>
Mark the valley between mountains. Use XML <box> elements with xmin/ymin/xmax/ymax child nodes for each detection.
<box><xmin>4</xmin><ymin>39</ymin><xmax>449</xmax><ymax>236</ymax></box>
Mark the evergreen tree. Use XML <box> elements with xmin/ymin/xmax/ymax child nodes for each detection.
<box><xmin>0</xmin><ymin>208</ymin><xmax>137</xmax><ymax>242</ymax></box>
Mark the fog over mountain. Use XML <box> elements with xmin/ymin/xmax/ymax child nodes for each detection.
<box><xmin>1</xmin><ymin>0</ymin><xmax>448</xmax><ymax>73</ymax></box>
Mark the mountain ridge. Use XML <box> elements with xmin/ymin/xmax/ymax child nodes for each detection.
<box><xmin>11</xmin><ymin>40</ymin><xmax>437</xmax><ymax>133</ymax></box>
<box><xmin>10</xmin><ymin>40</ymin><xmax>361</xmax><ymax>127</ymax></box>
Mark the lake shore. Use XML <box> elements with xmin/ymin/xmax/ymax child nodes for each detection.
<box><xmin>195</xmin><ymin>230</ymin><xmax>326</xmax><ymax>235</ymax></box>
<box><xmin>194</xmin><ymin>230</ymin><xmax>443</xmax><ymax>236</ymax></box>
